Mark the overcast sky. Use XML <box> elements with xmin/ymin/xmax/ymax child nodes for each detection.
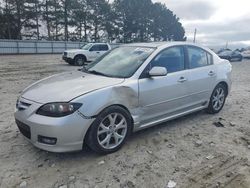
<box><xmin>153</xmin><ymin>0</ymin><xmax>250</xmax><ymax>49</ymax></box>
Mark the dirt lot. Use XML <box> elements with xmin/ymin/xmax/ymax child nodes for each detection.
<box><xmin>0</xmin><ymin>55</ymin><xmax>250</xmax><ymax>188</ymax></box>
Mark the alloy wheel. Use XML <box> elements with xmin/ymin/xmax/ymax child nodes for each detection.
<box><xmin>212</xmin><ymin>87</ymin><xmax>225</xmax><ymax>111</ymax></box>
<box><xmin>97</xmin><ymin>113</ymin><xmax>127</xmax><ymax>149</ymax></box>
<box><xmin>76</xmin><ymin>58</ymin><xmax>84</xmax><ymax>66</ymax></box>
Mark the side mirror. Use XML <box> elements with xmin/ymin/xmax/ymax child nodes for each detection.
<box><xmin>148</xmin><ymin>66</ymin><xmax>167</xmax><ymax>77</ymax></box>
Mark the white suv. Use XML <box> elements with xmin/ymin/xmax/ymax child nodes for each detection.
<box><xmin>242</xmin><ymin>47</ymin><xmax>250</xmax><ymax>59</ymax></box>
<box><xmin>62</xmin><ymin>43</ymin><xmax>111</xmax><ymax>66</ymax></box>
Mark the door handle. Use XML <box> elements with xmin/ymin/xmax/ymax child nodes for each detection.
<box><xmin>96</xmin><ymin>51</ymin><xmax>100</xmax><ymax>53</ymax></box>
<box><xmin>208</xmin><ymin>71</ymin><xmax>215</xmax><ymax>76</ymax></box>
<box><xmin>178</xmin><ymin>77</ymin><xmax>187</xmax><ymax>83</ymax></box>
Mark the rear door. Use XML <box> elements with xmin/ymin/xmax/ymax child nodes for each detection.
<box><xmin>138</xmin><ymin>46</ymin><xmax>190</xmax><ymax>125</ymax></box>
<box><xmin>185</xmin><ymin>46</ymin><xmax>217</xmax><ymax>107</ymax></box>
<box><xmin>89</xmin><ymin>44</ymin><xmax>101</xmax><ymax>61</ymax></box>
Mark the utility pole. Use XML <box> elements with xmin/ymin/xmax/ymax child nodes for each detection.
<box><xmin>193</xmin><ymin>28</ymin><xmax>197</xmax><ymax>43</ymax></box>
<box><xmin>225</xmin><ymin>41</ymin><xmax>228</xmax><ymax>49</ymax></box>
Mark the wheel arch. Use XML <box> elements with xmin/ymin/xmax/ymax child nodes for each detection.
<box><xmin>74</xmin><ymin>54</ymin><xmax>87</xmax><ymax>61</ymax></box>
<box><xmin>112</xmin><ymin>104</ymin><xmax>135</xmax><ymax>127</ymax></box>
<box><xmin>83</xmin><ymin>104</ymin><xmax>135</xmax><ymax>148</ymax></box>
<box><xmin>93</xmin><ymin>104</ymin><xmax>134</xmax><ymax>129</ymax></box>
<box><xmin>216</xmin><ymin>81</ymin><xmax>229</xmax><ymax>96</ymax></box>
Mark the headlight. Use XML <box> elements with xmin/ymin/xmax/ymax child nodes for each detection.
<box><xmin>36</xmin><ymin>103</ymin><xmax>82</xmax><ymax>117</ymax></box>
<box><xmin>67</xmin><ymin>52</ymin><xmax>75</xmax><ymax>58</ymax></box>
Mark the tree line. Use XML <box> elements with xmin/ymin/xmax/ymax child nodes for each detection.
<box><xmin>0</xmin><ymin>0</ymin><xmax>186</xmax><ymax>42</ymax></box>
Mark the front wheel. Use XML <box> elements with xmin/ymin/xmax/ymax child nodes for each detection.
<box><xmin>85</xmin><ymin>106</ymin><xmax>132</xmax><ymax>154</ymax></box>
<box><xmin>74</xmin><ymin>56</ymin><xmax>86</xmax><ymax>66</ymax></box>
<box><xmin>206</xmin><ymin>84</ymin><xmax>227</xmax><ymax>114</ymax></box>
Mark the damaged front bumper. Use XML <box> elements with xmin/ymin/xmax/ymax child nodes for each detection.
<box><xmin>14</xmin><ymin>98</ymin><xmax>95</xmax><ymax>152</ymax></box>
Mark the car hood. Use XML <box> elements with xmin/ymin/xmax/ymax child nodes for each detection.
<box><xmin>65</xmin><ymin>49</ymin><xmax>87</xmax><ymax>53</ymax></box>
<box><xmin>21</xmin><ymin>71</ymin><xmax>124</xmax><ymax>103</ymax></box>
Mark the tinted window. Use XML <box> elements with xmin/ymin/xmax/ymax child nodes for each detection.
<box><xmin>99</xmin><ymin>45</ymin><xmax>109</xmax><ymax>51</ymax></box>
<box><xmin>81</xmin><ymin>43</ymin><xmax>92</xmax><ymax>50</ymax></box>
<box><xmin>150</xmin><ymin>47</ymin><xmax>185</xmax><ymax>73</ymax></box>
<box><xmin>90</xmin><ymin>45</ymin><xmax>100</xmax><ymax>51</ymax></box>
<box><xmin>188</xmin><ymin>47</ymin><xmax>209</xmax><ymax>68</ymax></box>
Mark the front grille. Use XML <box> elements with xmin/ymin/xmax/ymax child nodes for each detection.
<box><xmin>15</xmin><ymin>119</ymin><xmax>31</xmax><ymax>139</ymax></box>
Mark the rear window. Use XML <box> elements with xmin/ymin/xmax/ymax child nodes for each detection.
<box><xmin>99</xmin><ymin>45</ymin><xmax>109</xmax><ymax>51</ymax></box>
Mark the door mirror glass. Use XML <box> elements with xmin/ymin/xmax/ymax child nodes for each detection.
<box><xmin>148</xmin><ymin>66</ymin><xmax>167</xmax><ymax>77</ymax></box>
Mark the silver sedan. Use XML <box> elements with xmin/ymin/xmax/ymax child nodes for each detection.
<box><xmin>15</xmin><ymin>42</ymin><xmax>232</xmax><ymax>154</ymax></box>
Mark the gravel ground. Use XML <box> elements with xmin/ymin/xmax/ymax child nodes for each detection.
<box><xmin>0</xmin><ymin>55</ymin><xmax>250</xmax><ymax>188</ymax></box>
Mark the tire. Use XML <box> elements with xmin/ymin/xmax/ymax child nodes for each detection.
<box><xmin>85</xmin><ymin>106</ymin><xmax>132</xmax><ymax>154</ymax></box>
<box><xmin>74</xmin><ymin>55</ymin><xmax>86</xmax><ymax>66</ymax></box>
<box><xmin>206</xmin><ymin>84</ymin><xmax>227</xmax><ymax>114</ymax></box>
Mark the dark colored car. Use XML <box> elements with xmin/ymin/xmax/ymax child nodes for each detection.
<box><xmin>217</xmin><ymin>49</ymin><xmax>243</xmax><ymax>62</ymax></box>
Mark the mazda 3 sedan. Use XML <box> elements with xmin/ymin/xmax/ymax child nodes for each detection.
<box><xmin>15</xmin><ymin>42</ymin><xmax>232</xmax><ymax>154</ymax></box>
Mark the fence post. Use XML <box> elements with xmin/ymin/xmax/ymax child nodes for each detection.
<box><xmin>51</xmin><ymin>41</ymin><xmax>54</xmax><ymax>54</ymax></box>
<box><xmin>35</xmin><ymin>41</ymin><xmax>38</xmax><ymax>54</ymax></box>
<box><xmin>17</xmin><ymin>40</ymin><xmax>20</xmax><ymax>54</ymax></box>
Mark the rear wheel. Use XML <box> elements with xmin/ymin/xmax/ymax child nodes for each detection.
<box><xmin>206</xmin><ymin>84</ymin><xmax>227</xmax><ymax>114</ymax></box>
<box><xmin>74</xmin><ymin>55</ymin><xmax>86</xmax><ymax>66</ymax></box>
<box><xmin>85</xmin><ymin>106</ymin><xmax>132</xmax><ymax>154</ymax></box>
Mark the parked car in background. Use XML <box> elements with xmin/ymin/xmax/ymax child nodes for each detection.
<box><xmin>62</xmin><ymin>43</ymin><xmax>111</xmax><ymax>66</ymax></box>
<box><xmin>217</xmin><ymin>49</ymin><xmax>243</xmax><ymax>62</ymax></box>
<box><xmin>15</xmin><ymin>42</ymin><xmax>232</xmax><ymax>154</ymax></box>
<box><xmin>241</xmin><ymin>47</ymin><xmax>250</xmax><ymax>59</ymax></box>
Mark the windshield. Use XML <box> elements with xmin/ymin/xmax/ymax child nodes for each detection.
<box><xmin>81</xmin><ymin>43</ymin><xmax>92</xmax><ymax>50</ymax></box>
<box><xmin>85</xmin><ymin>46</ymin><xmax>155</xmax><ymax>78</ymax></box>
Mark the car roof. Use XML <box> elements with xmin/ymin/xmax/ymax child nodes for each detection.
<box><xmin>121</xmin><ymin>42</ymin><xmax>218</xmax><ymax>61</ymax></box>
<box><xmin>121</xmin><ymin>41</ymin><xmax>207</xmax><ymax>49</ymax></box>
<box><xmin>89</xmin><ymin>43</ymin><xmax>108</xmax><ymax>45</ymax></box>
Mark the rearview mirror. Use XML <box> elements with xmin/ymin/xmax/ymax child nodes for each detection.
<box><xmin>148</xmin><ymin>66</ymin><xmax>167</xmax><ymax>77</ymax></box>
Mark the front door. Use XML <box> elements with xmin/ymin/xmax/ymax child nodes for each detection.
<box><xmin>138</xmin><ymin>46</ymin><xmax>190</xmax><ymax>125</ymax></box>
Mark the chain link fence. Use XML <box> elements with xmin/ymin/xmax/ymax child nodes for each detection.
<box><xmin>0</xmin><ymin>40</ymin><xmax>85</xmax><ymax>55</ymax></box>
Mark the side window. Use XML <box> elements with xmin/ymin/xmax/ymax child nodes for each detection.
<box><xmin>150</xmin><ymin>46</ymin><xmax>185</xmax><ymax>73</ymax></box>
<box><xmin>90</xmin><ymin>45</ymin><xmax>100</xmax><ymax>51</ymax></box>
<box><xmin>188</xmin><ymin>47</ymin><xmax>209</xmax><ymax>68</ymax></box>
<box><xmin>99</xmin><ymin>45</ymin><xmax>109</xmax><ymax>51</ymax></box>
